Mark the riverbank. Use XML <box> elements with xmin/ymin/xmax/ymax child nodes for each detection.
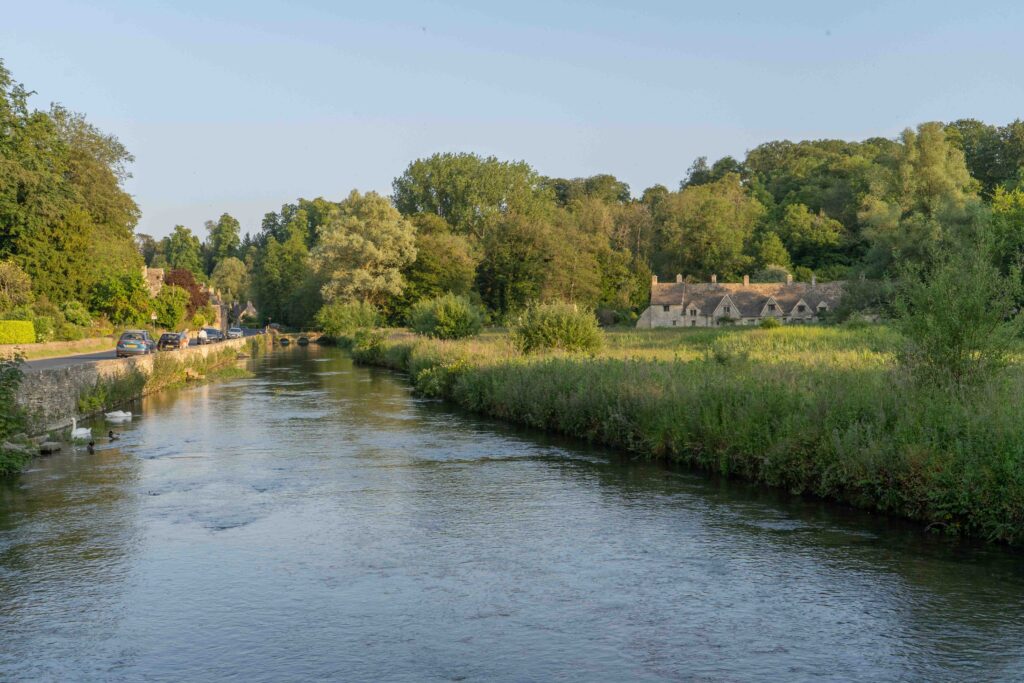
<box><xmin>15</xmin><ymin>334</ymin><xmax>271</xmax><ymax>436</ymax></box>
<box><xmin>349</xmin><ymin>327</ymin><xmax>1024</xmax><ymax>544</ymax></box>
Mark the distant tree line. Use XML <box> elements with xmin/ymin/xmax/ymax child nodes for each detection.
<box><xmin>4</xmin><ymin>58</ymin><xmax>1024</xmax><ymax>333</ymax></box>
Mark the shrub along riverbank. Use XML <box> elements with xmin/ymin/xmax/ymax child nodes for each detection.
<box><xmin>349</xmin><ymin>326</ymin><xmax>1024</xmax><ymax>544</ymax></box>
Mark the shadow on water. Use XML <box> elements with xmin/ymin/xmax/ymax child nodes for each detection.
<box><xmin>0</xmin><ymin>344</ymin><xmax>1021</xmax><ymax>681</ymax></box>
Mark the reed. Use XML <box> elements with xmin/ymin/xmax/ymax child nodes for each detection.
<box><xmin>352</xmin><ymin>326</ymin><xmax>1024</xmax><ymax>543</ymax></box>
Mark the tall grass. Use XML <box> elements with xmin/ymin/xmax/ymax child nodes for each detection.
<box><xmin>351</xmin><ymin>326</ymin><xmax>1024</xmax><ymax>544</ymax></box>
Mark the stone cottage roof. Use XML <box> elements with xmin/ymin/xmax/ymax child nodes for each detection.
<box><xmin>649</xmin><ymin>276</ymin><xmax>844</xmax><ymax>316</ymax></box>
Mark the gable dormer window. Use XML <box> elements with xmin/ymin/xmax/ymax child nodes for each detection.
<box><xmin>689</xmin><ymin>309</ymin><xmax>697</xmax><ymax>317</ymax></box>
<box><xmin>797</xmin><ymin>304</ymin><xmax>806</xmax><ymax>313</ymax></box>
<box><xmin>768</xmin><ymin>303</ymin><xmax>776</xmax><ymax>312</ymax></box>
<box><xmin>723</xmin><ymin>306</ymin><xmax>730</xmax><ymax>314</ymax></box>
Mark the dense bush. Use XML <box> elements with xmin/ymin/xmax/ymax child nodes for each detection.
<box><xmin>32</xmin><ymin>316</ymin><xmax>55</xmax><ymax>342</ymax></box>
<box><xmin>315</xmin><ymin>301</ymin><xmax>380</xmax><ymax>338</ymax></box>
<box><xmin>89</xmin><ymin>273</ymin><xmax>151</xmax><ymax>326</ymax></box>
<box><xmin>510</xmin><ymin>303</ymin><xmax>603</xmax><ymax>354</ymax></box>
<box><xmin>759</xmin><ymin>316</ymin><xmax>780</xmax><ymax>329</ymax></box>
<box><xmin>60</xmin><ymin>300</ymin><xmax>92</xmax><ymax>326</ymax></box>
<box><xmin>153</xmin><ymin>285</ymin><xmax>190</xmax><ymax>329</ymax></box>
<box><xmin>0</xmin><ymin>321</ymin><xmax>35</xmax><ymax>344</ymax></box>
<box><xmin>406</xmin><ymin>293</ymin><xmax>483</xmax><ymax>339</ymax></box>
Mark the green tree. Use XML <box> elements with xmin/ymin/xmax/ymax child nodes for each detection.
<box><xmin>398</xmin><ymin>214</ymin><xmax>479</xmax><ymax>314</ymax></box>
<box><xmin>314</xmin><ymin>190</ymin><xmax>417</xmax><ymax>305</ymax></box>
<box><xmin>775</xmin><ymin>203</ymin><xmax>843</xmax><ymax>265</ymax></box>
<box><xmin>0</xmin><ymin>261</ymin><xmax>34</xmax><ymax>313</ymax></box>
<box><xmin>209</xmin><ymin>256</ymin><xmax>249</xmax><ymax>302</ymax></box>
<box><xmin>88</xmin><ymin>273</ymin><xmax>150</xmax><ymax>325</ymax></box>
<box><xmin>164</xmin><ymin>225</ymin><xmax>204</xmax><ymax>276</ymax></box>
<box><xmin>860</xmin><ymin>122</ymin><xmax>982</xmax><ymax>273</ymax></box>
<box><xmin>753</xmin><ymin>232</ymin><xmax>791</xmax><ymax>269</ymax></box>
<box><xmin>204</xmin><ymin>213</ymin><xmax>242</xmax><ymax>273</ymax></box>
<box><xmin>653</xmin><ymin>173</ymin><xmax>765</xmax><ymax>279</ymax></box>
<box><xmin>894</xmin><ymin>238</ymin><xmax>1022</xmax><ymax>392</ymax></box>
<box><xmin>392</xmin><ymin>153</ymin><xmax>551</xmax><ymax>238</ymax></box>
<box><xmin>152</xmin><ymin>285</ymin><xmax>189</xmax><ymax>329</ymax></box>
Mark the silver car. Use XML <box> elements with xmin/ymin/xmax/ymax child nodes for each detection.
<box><xmin>227</xmin><ymin>327</ymin><xmax>243</xmax><ymax>339</ymax></box>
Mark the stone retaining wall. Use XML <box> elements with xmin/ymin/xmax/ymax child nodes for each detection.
<box><xmin>16</xmin><ymin>337</ymin><xmax>251</xmax><ymax>434</ymax></box>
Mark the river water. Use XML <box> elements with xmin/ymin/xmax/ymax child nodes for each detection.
<box><xmin>1</xmin><ymin>347</ymin><xmax>1022</xmax><ymax>682</ymax></box>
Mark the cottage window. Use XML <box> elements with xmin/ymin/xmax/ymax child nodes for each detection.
<box><xmin>689</xmin><ymin>309</ymin><xmax>697</xmax><ymax>317</ymax></box>
<box><xmin>723</xmin><ymin>306</ymin><xmax>730</xmax><ymax>314</ymax></box>
<box><xmin>768</xmin><ymin>304</ymin><xmax>776</xmax><ymax>311</ymax></box>
<box><xmin>797</xmin><ymin>304</ymin><xmax>806</xmax><ymax>313</ymax></box>
<box><xmin>672</xmin><ymin>320</ymin><xmax>677</xmax><ymax>326</ymax></box>
<box><xmin>662</xmin><ymin>305</ymin><xmax>670</xmax><ymax>312</ymax></box>
<box><xmin>690</xmin><ymin>320</ymin><xmax>696</xmax><ymax>327</ymax></box>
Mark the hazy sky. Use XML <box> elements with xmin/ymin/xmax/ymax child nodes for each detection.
<box><xmin>4</xmin><ymin>0</ymin><xmax>1023</xmax><ymax>238</ymax></box>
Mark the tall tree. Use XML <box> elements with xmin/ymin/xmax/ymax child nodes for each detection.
<box><xmin>204</xmin><ymin>213</ymin><xmax>241</xmax><ymax>273</ymax></box>
<box><xmin>164</xmin><ymin>225</ymin><xmax>204</xmax><ymax>276</ymax></box>
<box><xmin>653</xmin><ymin>173</ymin><xmax>765</xmax><ymax>279</ymax></box>
<box><xmin>314</xmin><ymin>191</ymin><xmax>416</xmax><ymax>305</ymax></box>
<box><xmin>392</xmin><ymin>153</ymin><xmax>551</xmax><ymax>239</ymax></box>
<box><xmin>209</xmin><ymin>256</ymin><xmax>249</xmax><ymax>302</ymax></box>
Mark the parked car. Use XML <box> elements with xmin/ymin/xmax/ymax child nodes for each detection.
<box><xmin>116</xmin><ymin>330</ymin><xmax>156</xmax><ymax>357</ymax></box>
<box><xmin>157</xmin><ymin>331</ymin><xmax>190</xmax><ymax>351</ymax></box>
<box><xmin>226</xmin><ymin>327</ymin><xmax>243</xmax><ymax>339</ymax></box>
<box><xmin>199</xmin><ymin>327</ymin><xmax>225</xmax><ymax>344</ymax></box>
<box><xmin>157</xmin><ymin>332</ymin><xmax>181</xmax><ymax>351</ymax></box>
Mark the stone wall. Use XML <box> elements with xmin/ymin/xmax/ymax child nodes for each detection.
<box><xmin>16</xmin><ymin>337</ymin><xmax>251</xmax><ymax>434</ymax></box>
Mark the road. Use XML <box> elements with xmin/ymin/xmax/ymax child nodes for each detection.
<box><xmin>25</xmin><ymin>329</ymin><xmax>264</xmax><ymax>372</ymax></box>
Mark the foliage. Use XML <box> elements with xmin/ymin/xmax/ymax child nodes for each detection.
<box><xmin>32</xmin><ymin>316</ymin><xmax>54</xmax><ymax>342</ymax></box>
<box><xmin>164</xmin><ymin>225</ymin><xmax>204</xmax><ymax>276</ymax></box>
<box><xmin>60</xmin><ymin>300</ymin><xmax>91</xmax><ymax>326</ymax></box>
<box><xmin>209</xmin><ymin>256</ymin><xmax>248</xmax><ymax>302</ymax></box>
<box><xmin>0</xmin><ymin>261</ymin><xmax>34</xmax><ymax>312</ymax></box>
<box><xmin>510</xmin><ymin>303</ymin><xmax>604</xmax><ymax>354</ymax></box>
<box><xmin>164</xmin><ymin>268</ymin><xmax>209</xmax><ymax>318</ymax></box>
<box><xmin>652</xmin><ymin>173</ymin><xmax>765</xmax><ymax>279</ymax></box>
<box><xmin>153</xmin><ymin>285</ymin><xmax>190</xmax><ymax>329</ymax></box>
<box><xmin>204</xmin><ymin>213</ymin><xmax>241</xmax><ymax>273</ymax></box>
<box><xmin>393</xmin><ymin>152</ymin><xmax>551</xmax><ymax>238</ymax></box>
<box><xmin>353</xmin><ymin>326</ymin><xmax>1024</xmax><ymax>544</ymax></box>
<box><xmin>758</xmin><ymin>316</ymin><xmax>781</xmax><ymax>329</ymax></box>
<box><xmin>315</xmin><ymin>301</ymin><xmax>380</xmax><ymax>338</ymax></box>
<box><xmin>407</xmin><ymin>293</ymin><xmax>484</xmax><ymax>340</ymax></box>
<box><xmin>314</xmin><ymin>190</ymin><xmax>417</xmax><ymax>305</ymax></box>
<box><xmin>0</xmin><ymin>321</ymin><xmax>35</xmax><ymax>344</ymax></box>
<box><xmin>88</xmin><ymin>272</ymin><xmax>150</xmax><ymax>325</ymax></box>
<box><xmin>893</xmin><ymin>240</ymin><xmax>1022</xmax><ymax>391</ymax></box>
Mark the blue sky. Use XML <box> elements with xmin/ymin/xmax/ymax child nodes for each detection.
<box><xmin>3</xmin><ymin>0</ymin><xmax>1023</xmax><ymax>237</ymax></box>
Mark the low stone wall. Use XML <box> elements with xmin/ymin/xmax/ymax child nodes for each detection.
<box><xmin>16</xmin><ymin>337</ymin><xmax>251</xmax><ymax>434</ymax></box>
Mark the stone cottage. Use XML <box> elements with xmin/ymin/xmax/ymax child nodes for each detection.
<box><xmin>636</xmin><ymin>274</ymin><xmax>844</xmax><ymax>328</ymax></box>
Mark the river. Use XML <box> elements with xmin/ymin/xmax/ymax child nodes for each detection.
<box><xmin>1</xmin><ymin>347</ymin><xmax>1022</xmax><ymax>681</ymax></box>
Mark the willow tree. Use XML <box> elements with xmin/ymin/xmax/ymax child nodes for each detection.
<box><xmin>313</xmin><ymin>190</ymin><xmax>416</xmax><ymax>306</ymax></box>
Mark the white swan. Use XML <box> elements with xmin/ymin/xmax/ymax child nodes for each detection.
<box><xmin>70</xmin><ymin>418</ymin><xmax>92</xmax><ymax>441</ymax></box>
<box><xmin>105</xmin><ymin>410</ymin><xmax>132</xmax><ymax>421</ymax></box>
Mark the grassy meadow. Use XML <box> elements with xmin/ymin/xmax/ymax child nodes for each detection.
<box><xmin>350</xmin><ymin>324</ymin><xmax>1024</xmax><ymax>544</ymax></box>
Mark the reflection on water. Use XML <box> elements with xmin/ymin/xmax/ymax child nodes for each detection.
<box><xmin>1</xmin><ymin>347</ymin><xmax>1022</xmax><ymax>681</ymax></box>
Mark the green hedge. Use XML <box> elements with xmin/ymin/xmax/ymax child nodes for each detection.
<box><xmin>0</xmin><ymin>321</ymin><xmax>35</xmax><ymax>345</ymax></box>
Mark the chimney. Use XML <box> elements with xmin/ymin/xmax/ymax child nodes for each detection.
<box><xmin>786</xmin><ymin>274</ymin><xmax>793</xmax><ymax>285</ymax></box>
<box><xmin>811</xmin><ymin>274</ymin><xmax>817</xmax><ymax>288</ymax></box>
<box><xmin>651</xmin><ymin>275</ymin><xmax>658</xmax><ymax>285</ymax></box>
<box><xmin>675</xmin><ymin>274</ymin><xmax>683</xmax><ymax>283</ymax></box>
<box><xmin>710</xmin><ymin>274</ymin><xmax>717</xmax><ymax>284</ymax></box>
<box><xmin>743</xmin><ymin>275</ymin><xmax>749</xmax><ymax>286</ymax></box>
